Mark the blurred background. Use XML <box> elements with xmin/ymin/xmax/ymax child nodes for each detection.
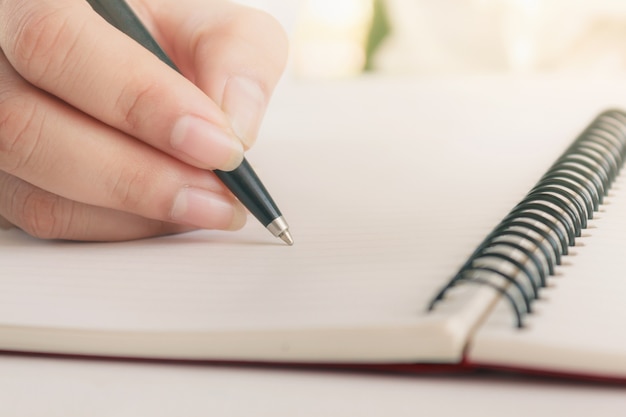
<box><xmin>234</xmin><ymin>0</ymin><xmax>626</xmax><ymax>79</ymax></box>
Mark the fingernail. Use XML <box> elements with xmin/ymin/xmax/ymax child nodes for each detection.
<box><xmin>170</xmin><ymin>187</ymin><xmax>247</xmax><ymax>231</ymax></box>
<box><xmin>171</xmin><ymin>116</ymin><xmax>244</xmax><ymax>171</ymax></box>
<box><xmin>222</xmin><ymin>76</ymin><xmax>267</xmax><ymax>148</ymax></box>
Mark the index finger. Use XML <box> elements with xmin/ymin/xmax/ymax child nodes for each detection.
<box><xmin>0</xmin><ymin>0</ymin><xmax>243</xmax><ymax>171</ymax></box>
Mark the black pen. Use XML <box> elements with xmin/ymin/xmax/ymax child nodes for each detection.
<box><xmin>86</xmin><ymin>0</ymin><xmax>293</xmax><ymax>245</ymax></box>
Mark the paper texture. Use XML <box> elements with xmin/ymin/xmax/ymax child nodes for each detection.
<box><xmin>0</xmin><ymin>78</ymin><xmax>621</xmax><ymax>362</ymax></box>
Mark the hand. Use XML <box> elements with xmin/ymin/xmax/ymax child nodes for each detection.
<box><xmin>0</xmin><ymin>0</ymin><xmax>288</xmax><ymax>241</ymax></box>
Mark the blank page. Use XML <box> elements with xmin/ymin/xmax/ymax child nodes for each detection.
<box><xmin>0</xmin><ymin>78</ymin><xmax>614</xmax><ymax>362</ymax></box>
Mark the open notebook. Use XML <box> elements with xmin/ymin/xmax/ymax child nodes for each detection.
<box><xmin>1</xmin><ymin>79</ymin><xmax>626</xmax><ymax>383</ymax></box>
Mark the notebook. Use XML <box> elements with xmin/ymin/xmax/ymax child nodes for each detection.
<box><xmin>1</xmin><ymin>78</ymin><xmax>626</xmax><ymax>383</ymax></box>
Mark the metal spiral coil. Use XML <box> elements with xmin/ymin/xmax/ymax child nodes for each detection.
<box><xmin>428</xmin><ymin>109</ymin><xmax>626</xmax><ymax>327</ymax></box>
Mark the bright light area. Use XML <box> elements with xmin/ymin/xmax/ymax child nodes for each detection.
<box><xmin>306</xmin><ymin>0</ymin><xmax>373</xmax><ymax>25</ymax></box>
<box><xmin>237</xmin><ymin>0</ymin><xmax>626</xmax><ymax>78</ymax></box>
<box><xmin>293</xmin><ymin>0</ymin><xmax>374</xmax><ymax>78</ymax></box>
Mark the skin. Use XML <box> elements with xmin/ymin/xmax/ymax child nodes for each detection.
<box><xmin>0</xmin><ymin>0</ymin><xmax>288</xmax><ymax>241</ymax></box>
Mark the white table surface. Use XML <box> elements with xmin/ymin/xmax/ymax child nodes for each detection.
<box><xmin>1</xmin><ymin>353</ymin><xmax>625</xmax><ymax>416</ymax></box>
<box><xmin>3</xmin><ymin>75</ymin><xmax>626</xmax><ymax>416</ymax></box>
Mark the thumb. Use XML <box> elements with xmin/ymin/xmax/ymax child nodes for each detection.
<box><xmin>131</xmin><ymin>0</ymin><xmax>289</xmax><ymax>148</ymax></box>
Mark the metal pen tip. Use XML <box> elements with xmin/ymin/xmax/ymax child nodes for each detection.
<box><xmin>267</xmin><ymin>216</ymin><xmax>293</xmax><ymax>245</ymax></box>
<box><xmin>279</xmin><ymin>230</ymin><xmax>294</xmax><ymax>246</ymax></box>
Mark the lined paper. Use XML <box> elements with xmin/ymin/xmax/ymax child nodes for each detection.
<box><xmin>0</xmin><ymin>78</ymin><xmax>612</xmax><ymax>362</ymax></box>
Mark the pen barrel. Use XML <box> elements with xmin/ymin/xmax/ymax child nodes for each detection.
<box><xmin>215</xmin><ymin>159</ymin><xmax>282</xmax><ymax>227</ymax></box>
<box><xmin>87</xmin><ymin>0</ymin><xmax>287</xmax><ymax>235</ymax></box>
<box><xmin>86</xmin><ymin>0</ymin><xmax>178</xmax><ymax>70</ymax></box>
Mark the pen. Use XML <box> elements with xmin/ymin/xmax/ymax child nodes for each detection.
<box><xmin>86</xmin><ymin>0</ymin><xmax>293</xmax><ymax>245</ymax></box>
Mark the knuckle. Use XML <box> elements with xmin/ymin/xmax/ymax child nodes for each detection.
<box><xmin>115</xmin><ymin>80</ymin><xmax>161</xmax><ymax>132</ymax></box>
<box><xmin>0</xmin><ymin>95</ymin><xmax>45</xmax><ymax>174</ymax></box>
<box><xmin>108</xmin><ymin>166</ymin><xmax>152</xmax><ymax>213</ymax></box>
<box><xmin>14</xmin><ymin>186</ymin><xmax>66</xmax><ymax>240</ymax></box>
<box><xmin>7</xmin><ymin>4</ymin><xmax>78</xmax><ymax>84</ymax></box>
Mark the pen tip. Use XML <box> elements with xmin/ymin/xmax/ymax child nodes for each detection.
<box><xmin>279</xmin><ymin>230</ymin><xmax>294</xmax><ymax>246</ymax></box>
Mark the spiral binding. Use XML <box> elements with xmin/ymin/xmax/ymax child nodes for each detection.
<box><xmin>428</xmin><ymin>109</ymin><xmax>626</xmax><ymax>328</ymax></box>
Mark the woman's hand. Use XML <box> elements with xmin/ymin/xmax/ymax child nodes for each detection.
<box><xmin>0</xmin><ymin>0</ymin><xmax>288</xmax><ymax>240</ymax></box>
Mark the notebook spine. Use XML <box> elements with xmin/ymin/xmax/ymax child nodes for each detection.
<box><xmin>428</xmin><ymin>109</ymin><xmax>626</xmax><ymax>327</ymax></box>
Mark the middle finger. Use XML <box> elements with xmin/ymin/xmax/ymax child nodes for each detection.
<box><xmin>0</xmin><ymin>52</ymin><xmax>247</xmax><ymax>232</ymax></box>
